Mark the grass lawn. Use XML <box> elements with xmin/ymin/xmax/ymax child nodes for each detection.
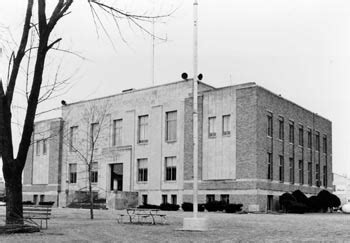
<box><xmin>1</xmin><ymin>207</ymin><xmax>350</xmax><ymax>242</ymax></box>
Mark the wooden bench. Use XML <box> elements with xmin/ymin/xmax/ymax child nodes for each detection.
<box><xmin>23</xmin><ymin>205</ymin><xmax>52</xmax><ymax>229</ymax></box>
<box><xmin>117</xmin><ymin>208</ymin><xmax>167</xmax><ymax>224</ymax></box>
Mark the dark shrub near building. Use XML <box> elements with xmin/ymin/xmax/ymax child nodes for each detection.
<box><xmin>307</xmin><ymin>196</ymin><xmax>322</xmax><ymax>212</ymax></box>
<box><xmin>138</xmin><ymin>204</ymin><xmax>160</xmax><ymax>209</ymax></box>
<box><xmin>38</xmin><ymin>201</ymin><xmax>55</xmax><ymax>206</ymax></box>
<box><xmin>205</xmin><ymin>201</ymin><xmax>226</xmax><ymax>212</ymax></box>
<box><xmin>279</xmin><ymin>193</ymin><xmax>307</xmax><ymax>213</ymax></box>
<box><xmin>22</xmin><ymin>201</ymin><xmax>34</xmax><ymax>205</ymax></box>
<box><xmin>317</xmin><ymin>190</ymin><xmax>341</xmax><ymax>212</ymax></box>
<box><xmin>181</xmin><ymin>202</ymin><xmax>205</xmax><ymax>212</ymax></box>
<box><xmin>160</xmin><ymin>203</ymin><xmax>180</xmax><ymax>211</ymax></box>
<box><xmin>292</xmin><ymin>190</ymin><xmax>309</xmax><ymax>206</ymax></box>
<box><xmin>224</xmin><ymin>204</ymin><xmax>243</xmax><ymax>213</ymax></box>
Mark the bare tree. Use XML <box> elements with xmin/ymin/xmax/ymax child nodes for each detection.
<box><xmin>64</xmin><ymin>101</ymin><xmax>110</xmax><ymax>219</ymax></box>
<box><xmin>0</xmin><ymin>0</ymin><xmax>169</xmax><ymax>226</ymax></box>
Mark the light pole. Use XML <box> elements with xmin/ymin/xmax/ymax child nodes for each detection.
<box><xmin>182</xmin><ymin>0</ymin><xmax>208</xmax><ymax>231</ymax></box>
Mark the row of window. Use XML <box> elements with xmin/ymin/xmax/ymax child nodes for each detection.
<box><xmin>208</xmin><ymin>115</ymin><xmax>231</xmax><ymax>138</ymax></box>
<box><xmin>35</xmin><ymin>138</ymin><xmax>48</xmax><ymax>156</ymax></box>
<box><xmin>69</xmin><ymin>111</ymin><xmax>178</xmax><ymax>150</ymax></box>
<box><xmin>138</xmin><ymin>157</ymin><xmax>177</xmax><ymax>182</ymax></box>
<box><xmin>69</xmin><ymin>162</ymin><xmax>98</xmax><ymax>184</ymax></box>
<box><xmin>267</xmin><ymin>113</ymin><xmax>328</xmax><ymax>153</ymax></box>
<box><xmin>141</xmin><ymin>194</ymin><xmax>230</xmax><ymax>206</ymax></box>
<box><xmin>267</xmin><ymin>152</ymin><xmax>328</xmax><ymax>187</ymax></box>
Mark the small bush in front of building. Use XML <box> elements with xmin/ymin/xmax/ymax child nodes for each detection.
<box><xmin>160</xmin><ymin>203</ymin><xmax>180</xmax><ymax>211</ymax></box>
<box><xmin>286</xmin><ymin>201</ymin><xmax>307</xmax><ymax>214</ymax></box>
<box><xmin>205</xmin><ymin>201</ymin><xmax>226</xmax><ymax>212</ymax></box>
<box><xmin>292</xmin><ymin>190</ymin><xmax>309</xmax><ymax>205</ymax></box>
<box><xmin>307</xmin><ymin>196</ymin><xmax>322</xmax><ymax>212</ymax></box>
<box><xmin>224</xmin><ymin>204</ymin><xmax>243</xmax><ymax>213</ymax></box>
<box><xmin>317</xmin><ymin>190</ymin><xmax>341</xmax><ymax>212</ymax></box>
<box><xmin>22</xmin><ymin>201</ymin><xmax>34</xmax><ymax>205</ymax></box>
<box><xmin>38</xmin><ymin>201</ymin><xmax>55</xmax><ymax>206</ymax></box>
<box><xmin>181</xmin><ymin>202</ymin><xmax>205</xmax><ymax>212</ymax></box>
<box><xmin>279</xmin><ymin>193</ymin><xmax>296</xmax><ymax>212</ymax></box>
<box><xmin>137</xmin><ymin>204</ymin><xmax>160</xmax><ymax>209</ymax></box>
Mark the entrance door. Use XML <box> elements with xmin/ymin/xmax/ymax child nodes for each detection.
<box><xmin>267</xmin><ymin>195</ymin><xmax>273</xmax><ymax>211</ymax></box>
<box><xmin>110</xmin><ymin>163</ymin><xmax>123</xmax><ymax>191</ymax></box>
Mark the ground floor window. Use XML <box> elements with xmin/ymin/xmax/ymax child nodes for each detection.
<box><xmin>267</xmin><ymin>195</ymin><xmax>273</xmax><ymax>211</ymax></box>
<box><xmin>162</xmin><ymin>194</ymin><xmax>168</xmax><ymax>204</ymax></box>
<box><xmin>171</xmin><ymin>195</ymin><xmax>177</xmax><ymax>205</ymax></box>
<box><xmin>91</xmin><ymin>162</ymin><xmax>98</xmax><ymax>183</ymax></box>
<box><xmin>206</xmin><ymin>194</ymin><xmax>215</xmax><ymax>203</ymax></box>
<box><xmin>69</xmin><ymin>163</ymin><xmax>77</xmax><ymax>184</ymax></box>
<box><xmin>220</xmin><ymin>194</ymin><xmax>229</xmax><ymax>204</ymax></box>
<box><xmin>142</xmin><ymin>194</ymin><xmax>148</xmax><ymax>205</ymax></box>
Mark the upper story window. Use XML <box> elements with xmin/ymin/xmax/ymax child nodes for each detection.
<box><xmin>42</xmin><ymin>138</ymin><xmax>48</xmax><ymax>155</ymax></box>
<box><xmin>165</xmin><ymin>156</ymin><xmax>176</xmax><ymax>181</ymax></box>
<box><xmin>112</xmin><ymin>119</ymin><xmax>122</xmax><ymax>146</ymax></box>
<box><xmin>315</xmin><ymin>131</ymin><xmax>320</xmax><ymax>151</ymax></box>
<box><xmin>278</xmin><ymin>117</ymin><xmax>284</xmax><ymax>140</ymax></box>
<box><xmin>322</xmin><ymin>135</ymin><xmax>327</xmax><ymax>154</ymax></box>
<box><xmin>267</xmin><ymin>152</ymin><xmax>273</xmax><ymax>180</ymax></box>
<box><xmin>289</xmin><ymin>121</ymin><xmax>294</xmax><ymax>143</ymax></box>
<box><xmin>69</xmin><ymin>163</ymin><xmax>77</xmax><ymax>184</ymax></box>
<box><xmin>90</xmin><ymin>122</ymin><xmax>99</xmax><ymax>148</ymax></box>
<box><xmin>307</xmin><ymin>129</ymin><xmax>312</xmax><ymax>149</ymax></box>
<box><xmin>298</xmin><ymin>125</ymin><xmax>304</xmax><ymax>146</ymax></box>
<box><xmin>69</xmin><ymin>126</ymin><xmax>78</xmax><ymax>152</ymax></box>
<box><xmin>36</xmin><ymin>140</ymin><xmax>41</xmax><ymax>156</ymax></box>
<box><xmin>138</xmin><ymin>115</ymin><xmax>149</xmax><ymax>143</ymax></box>
<box><xmin>165</xmin><ymin>111</ymin><xmax>177</xmax><ymax>142</ymax></box>
<box><xmin>222</xmin><ymin>115</ymin><xmax>231</xmax><ymax>136</ymax></box>
<box><xmin>137</xmin><ymin>158</ymin><xmax>148</xmax><ymax>182</ymax></box>
<box><xmin>267</xmin><ymin>113</ymin><xmax>273</xmax><ymax>137</ymax></box>
<box><xmin>208</xmin><ymin>117</ymin><xmax>216</xmax><ymax>138</ymax></box>
<box><xmin>299</xmin><ymin>160</ymin><xmax>304</xmax><ymax>184</ymax></box>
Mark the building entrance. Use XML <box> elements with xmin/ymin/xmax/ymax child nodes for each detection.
<box><xmin>110</xmin><ymin>163</ymin><xmax>123</xmax><ymax>191</ymax></box>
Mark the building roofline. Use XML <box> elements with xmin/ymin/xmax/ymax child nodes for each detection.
<box><xmin>34</xmin><ymin>117</ymin><xmax>62</xmax><ymax>125</ymax></box>
<box><xmin>243</xmin><ymin>85</ymin><xmax>331</xmax><ymax>123</ymax></box>
<box><xmin>63</xmin><ymin>79</ymin><xmax>215</xmax><ymax>108</ymax></box>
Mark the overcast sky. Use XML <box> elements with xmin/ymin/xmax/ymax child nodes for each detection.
<box><xmin>1</xmin><ymin>0</ymin><xmax>350</xmax><ymax>176</ymax></box>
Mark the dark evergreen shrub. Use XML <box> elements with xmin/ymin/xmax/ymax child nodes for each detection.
<box><xmin>160</xmin><ymin>203</ymin><xmax>180</xmax><ymax>211</ymax></box>
<box><xmin>38</xmin><ymin>201</ymin><xmax>55</xmax><ymax>206</ymax></box>
<box><xmin>205</xmin><ymin>201</ymin><xmax>226</xmax><ymax>212</ymax></box>
<box><xmin>225</xmin><ymin>204</ymin><xmax>243</xmax><ymax>213</ymax></box>
<box><xmin>181</xmin><ymin>202</ymin><xmax>205</xmax><ymax>212</ymax></box>
<box><xmin>292</xmin><ymin>190</ymin><xmax>309</xmax><ymax>205</ymax></box>
<box><xmin>22</xmin><ymin>201</ymin><xmax>34</xmax><ymax>205</ymax></box>
<box><xmin>286</xmin><ymin>201</ymin><xmax>307</xmax><ymax>214</ymax></box>
<box><xmin>279</xmin><ymin>193</ymin><xmax>296</xmax><ymax>212</ymax></box>
<box><xmin>317</xmin><ymin>190</ymin><xmax>341</xmax><ymax>211</ymax></box>
<box><xmin>137</xmin><ymin>204</ymin><xmax>160</xmax><ymax>209</ymax></box>
<box><xmin>307</xmin><ymin>196</ymin><xmax>322</xmax><ymax>212</ymax></box>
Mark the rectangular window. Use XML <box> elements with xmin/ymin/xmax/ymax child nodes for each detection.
<box><xmin>137</xmin><ymin>159</ymin><xmax>148</xmax><ymax>182</ymax></box>
<box><xmin>142</xmin><ymin>195</ymin><xmax>148</xmax><ymax>205</ymax></box>
<box><xmin>171</xmin><ymin>195</ymin><xmax>177</xmax><ymax>205</ymax></box>
<box><xmin>90</xmin><ymin>122</ymin><xmax>99</xmax><ymax>148</ymax></box>
<box><xmin>36</xmin><ymin>140</ymin><xmax>41</xmax><ymax>156</ymax></box>
<box><xmin>323</xmin><ymin>135</ymin><xmax>327</xmax><ymax>154</ymax></box>
<box><xmin>222</xmin><ymin>115</ymin><xmax>231</xmax><ymax>136</ymax></box>
<box><xmin>307</xmin><ymin>162</ymin><xmax>312</xmax><ymax>186</ymax></box>
<box><xmin>289</xmin><ymin>158</ymin><xmax>294</xmax><ymax>184</ymax></box>
<box><xmin>267</xmin><ymin>152</ymin><xmax>273</xmax><ymax>180</ymax></box>
<box><xmin>267</xmin><ymin>113</ymin><xmax>273</xmax><ymax>137</ymax></box>
<box><xmin>112</xmin><ymin>119</ymin><xmax>122</xmax><ymax>146</ymax></box>
<box><xmin>289</xmin><ymin>121</ymin><xmax>294</xmax><ymax>143</ymax></box>
<box><xmin>162</xmin><ymin>194</ymin><xmax>168</xmax><ymax>204</ymax></box>
<box><xmin>298</xmin><ymin>125</ymin><xmax>304</xmax><ymax>146</ymax></box>
<box><xmin>315</xmin><ymin>132</ymin><xmax>320</xmax><ymax>151</ymax></box>
<box><xmin>208</xmin><ymin>117</ymin><xmax>216</xmax><ymax>137</ymax></box>
<box><xmin>166</xmin><ymin>111</ymin><xmax>177</xmax><ymax>142</ymax></box>
<box><xmin>279</xmin><ymin>155</ymin><xmax>284</xmax><ymax>182</ymax></box>
<box><xmin>206</xmin><ymin>194</ymin><xmax>215</xmax><ymax>203</ymax></box>
<box><xmin>69</xmin><ymin>163</ymin><xmax>77</xmax><ymax>184</ymax></box>
<box><xmin>299</xmin><ymin>160</ymin><xmax>304</xmax><ymax>184</ymax></box>
<box><xmin>138</xmin><ymin>115</ymin><xmax>149</xmax><ymax>143</ymax></box>
<box><xmin>307</xmin><ymin>129</ymin><xmax>312</xmax><ymax>149</ymax></box>
<box><xmin>165</xmin><ymin>157</ymin><xmax>176</xmax><ymax>181</ymax></box>
<box><xmin>69</xmin><ymin>126</ymin><xmax>78</xmax><ymax>151</ymax></box>
<box><xmin>91</xmin><ymin>162</ymin><xmax>98</xmax><ymax>183</ymax></box>
<box><xmin>220</xmin><ymin>194</ymin><xmax>229</xmax><ymax>204</ymax></box>
<box><xmin>323</xmin><ymin>165</ymin><xmax>327</xmax><ymax>187</ymax></box>
<box><xmin>278</xmin><ymin>117</ymin><xmax>284</xmax><ymax>140</ymax></box>
<box><xmin>316</xmin><ymin>164</ymin><xmax>320</xmax><ymax>187</ymax></box>
<box><xmin>42</xmin><ymin>138</ymin><xmax>47</xmax><ymax>155</ymax></box>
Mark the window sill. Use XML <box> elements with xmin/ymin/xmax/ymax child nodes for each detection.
<box><xmin>165</xmin><ymin>140</ymin><xmax>177</xmax><ymax>144</ymax></box>
<box><xmin>208</xmin><ymin>136</ymin><xmax>216</xmax><ymax>139</ymax></box>
<box><xmin>137</xmin><ymin>181</ymin><xmax>148</xmax><ymax>184</ymax></box>
<box><xmin>138</xmin><ymin>141</ymin><xmax>149</xmax><ymax>145</ymax></box>
<box><xmin>164</xmin><ymin>180</ymin><xmax>177</xmax><ymax>183</ymax></box>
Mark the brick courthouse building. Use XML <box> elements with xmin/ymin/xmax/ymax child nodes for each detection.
<box><xmin>22</xmin><ymin>80</ymin><xmax>333</xmax><ymax>211</ymax></box>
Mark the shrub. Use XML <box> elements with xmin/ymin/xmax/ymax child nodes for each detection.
<box><xmin>279</xmin><ymin>193</ymin><xmax>296</xmax><ymax>212</ymax></box>
<box><xmin>225</xmin><ymin>204</ymin><xmax>243</xmax><ymax>213</ymax></box>
<box><xmin>22</xmin><ymin>201</ymin><xmax>34</xmax><ymax>205</ymax></box>
<box><xmin>285</xmin><ymin>201</ymin><xmax>307</xmax><ymax>214</ymax></box>
<box><xmin>181</xmin><ymin>202</ymin><xmax>205</xmax><ymax>212</ymax></box>
<box><xmin>137</xmin><ymin>204</ymin><xmax>160</xmax><ymax>209</ymax></box>
<box><xmin>160</xmin><ymin>203</ymin><xmax>180</xmax><ymax>211</ymax></box>
<box><xmin>38</xmin><ymin>201</ymin><xmax>55</xmax><ymax>206</ymax></box>
<box><xmin>307</xmin><ymin>196</ymin><xmax>322</xmax><ymax>212</ymax></box>
<box><xmin>317</xmin><ymin>190</ymin><xmax>341</xmax><ymax>212</ymax></box>
<box><xmin>292</xmin><ymin>190</ymin><xmax>309</xmax><ymax>205</ymax></box>
<box><xmin>205</xmin><ymin>201</ymin><xmax>226</xmax><ymax>212</ymax></box>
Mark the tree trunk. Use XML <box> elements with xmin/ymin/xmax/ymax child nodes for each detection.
<box><xmin>89</xmin><ymin>168</ymin><xmax>94</xmax><ymax>220</ymax></box>
<box><xmin>4</xmin><ymin>166</ymin><xmax>23</xmax><ymax>225</ymax></box>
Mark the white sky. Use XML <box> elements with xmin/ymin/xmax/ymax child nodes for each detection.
<box><xmin>0</xmin><ymin>0</ymin><xmax>349</xmax><ymax>176</ymax></box>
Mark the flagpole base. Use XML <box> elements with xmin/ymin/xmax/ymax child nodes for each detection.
<box><xmin>181</xmin><ymin>217</ymin><xmax>208</xmax><ymax>231</ymax></box>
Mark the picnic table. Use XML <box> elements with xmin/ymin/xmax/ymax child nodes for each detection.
<box><xmin>117</xmin><ymin>208</ymin><xmax>167</xmax><ymax>224</ymax></box>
